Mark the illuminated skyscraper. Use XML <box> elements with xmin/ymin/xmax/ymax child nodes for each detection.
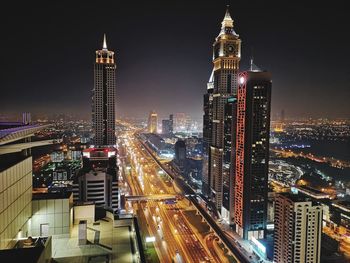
<box><xmin>148</xmin><ymin>111</ymin><xmax>158</xmax><ymax>133</ymax></box>
<box><xmin>202</xmin><ymin>73</ymin><xmax>214</xmax><ymax>196</ymax></box>
<box><xmin>92</xmin><ymin>34</ymin><xmax>116</xmax><ymax>146</ymax></box>
<box><xmin>205</xmin><ymin>7</ymin><xmax>241</xmax><ymax>210</ymax></box>
<box><xmin>222</xmin><ymin>96</ymin><xmax>237</xmax><ymax>223</ymax></box>
<box><xmin>274</xmin><ymin>193</ymin><xmax>322</xmax><ymax>263</ymax></box>
<box><xmin>234</xmin><ymin>69</ymin><xmax>271</xmax><ymax>239</ymax></box>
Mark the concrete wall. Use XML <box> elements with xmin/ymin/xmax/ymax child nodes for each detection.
<box><xmin>73</xmin><ymin>204</ymin><xmax>95</xmax><ymax>224</ymax></box>
<box><xmin>0</xmin><ymin>157</ymin><xmax>32</xmax><ymax>249</ymax></box>
<box><xmin>31</xmin><ymin>198</ymin><xmax>71</xmax><ymax>236</ymax></box>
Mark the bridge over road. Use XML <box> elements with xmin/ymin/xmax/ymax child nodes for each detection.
<box><xmin>124</xmin><ymin>194</ymin><xmax>178</xmax><ymax>202</ymax></box>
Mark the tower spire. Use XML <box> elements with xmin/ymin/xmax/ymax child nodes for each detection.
<box><xmin>250</xmin><ymin>47</ymin><xmax>254</xmax><ymax>71</ymax></box>
<box><xmin>103</xmin><ymin>33</ymin><xmax>107</xmax><ymax>50</ymax></box>
<box><xmin>221</xmin><ymin>5</ymin><xmax>234</xmax><ymax>29</ymax></box>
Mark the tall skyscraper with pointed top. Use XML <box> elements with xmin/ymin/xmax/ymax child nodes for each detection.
<box><xmin>92</xmin><ymin>34</ymin><xmax>116</xmax><ymax>146</ymax></box>
<box><xmin>203</xmin><ymin>7</ymin><xmax>241</xmax><ymax>212</ymax></box>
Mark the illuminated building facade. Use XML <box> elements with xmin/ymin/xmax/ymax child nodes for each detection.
<box><xmin>207</xmin><ymin>7</ymin><xmax>241</xmax><ymax>210</ymax></box>
<box><xmin>0</xmin><ymin>121</ymin><xmax>49</xmax><ymax>249</ymax></box>
<box><xmin>274</xmin><ymin>193</ymin><xmax>322</xmax><ymax>263</ymax></box>
<box><xmin>92</xmin><ymin>34</ymin><xmax>116</xmax><ymax>146</ymax></box>
<box><xmin>221</xmin><ymin>96</ymin><xmax>237</xmax><ymax>223</ymax></box>
<box><xmin>148</xmin><ymin>111</ymin><xmax>158</xmax><ymax>133</ymax></box>
<box><xmin>73</xmin><ymin>148</ymin><xmax>118</xmax><ymax>211</ymax></box>
<box><xmin>234</xmin><ymin>70</ymin><xmax>271</xmax><ymax>239</ymax></box>
<box><xmin>202</xmin><ymin>73</ymin><xmax>214</xmax><ymax>197</ymax></box>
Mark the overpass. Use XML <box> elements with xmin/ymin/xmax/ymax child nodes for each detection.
<box><xmin>125</xmin><ymin>194</ymin><xmax>177</xmax><ymax>202</ymax></box>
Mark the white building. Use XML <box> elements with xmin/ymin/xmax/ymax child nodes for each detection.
<box><xmin>274</xmin><ymin>193</ymin><xmax>322</xmax><ymax>263</ymax></box>
<box><xmin>30</xmin><ymin>192</ymin><xmax>73</xmax><ymax>237</ymax></box>
<box><xmin>0</xmin><ymin>122</ymin><xmax>50</xmax><ymax>249</ymax></box>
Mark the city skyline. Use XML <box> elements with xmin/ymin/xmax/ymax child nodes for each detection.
<box><xmin>1</xmin><ymin>3</ymin><xmax>350</xmax><ymax>262</ymax></box>
<box><xmin>1</xmin><ymin>1</ymin><xmax>349</xmax><ymax>119</ymax></box>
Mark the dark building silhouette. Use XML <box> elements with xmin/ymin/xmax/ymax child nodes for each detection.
<box><xmin>175</xmin><ymin>140</ymin><xmax>186</xmax><ymax>168</ymax></box>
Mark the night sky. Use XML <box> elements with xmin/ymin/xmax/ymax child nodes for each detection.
<box><xmin>1</xmin><ymin>1</ymin><xmax>349</xmax><ymax>120</ymax></box>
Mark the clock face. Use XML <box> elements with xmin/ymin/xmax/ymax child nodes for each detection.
<box><xmin>227</xmin><ymin>44</ymin><xmax>235</xmax><ymax>54</ymax></box>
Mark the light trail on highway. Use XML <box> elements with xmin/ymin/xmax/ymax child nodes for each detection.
<box><xmin>118</xmin><ymin>129</ymin><xmax>232</xmax><ymax>262</ymax></box>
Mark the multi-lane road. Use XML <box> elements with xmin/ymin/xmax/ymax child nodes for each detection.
<box><xmin>118</xmin><ymin>130</ymin><xmax>233</xmax><ymax>262</ymax></box>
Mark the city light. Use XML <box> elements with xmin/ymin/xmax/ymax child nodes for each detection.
<box><xmin>145</xmin><ymin>236</ymin><xmax>156</xmax><ymax>243</ymax></box>
<box><xmin>239</xmin><ymin>76</ymin><xmax>245</xmax><ymax>84</ymax></box>
<box><xmin>251</xmin><ymin>236</ymin><xmax>266</xmax><ymax>254</ymax></box>
<box><xmin>1</xmin><ymin>3</ymin><xmax>348</xmax><ymax>263</ymax></box>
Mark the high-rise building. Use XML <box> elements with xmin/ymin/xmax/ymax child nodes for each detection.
<box><xmin>174</xmin><ymin>140</ymin><xmax>186</xmax><ymax>168</ymax></box>
<box><xmin>0</xmin><ymin>120</ymin><xmax>50</xmax><ymax>249</ymax></box>
<box><xmin>73</xmin><ymin>147</ymin><xmax>118</xmax><ymax>211</ymax></box>
<box><xmin>234</xmin><ymin>69</ymin><xmax>272</xmax><ymax>239</ymax></box>
<box><xmin>174</xmin><ymin>113</ymin><xmax>186</xmax><ymax>132</ymax></box>
<box><xmin>206</xmin><ymin>7</ymin><xmax>241</xmax><ymax>210</ymax></box>
<box><xmin>169</xmin><ymin>114</ymin><xmax>174</xmax><ymax>133</ymax></box>
<box><xmin>202</xmin><ymin>73</ymin><xmax>214</xmax><ymax>197</ymax></box>
<box><xmin>148</xmin><ymin>111</ymin><xmax>158</xmax><ymax>133</ymax></box>
<box><xmin>162</xmin><ymin>119</ymin><xmax>172</xmax><ymax>135</ymax></box>
<box><xmin>221</xmin><ymin>96</ymin><xmax>237</xmax><ymax>223</ymax></box>
<box><xmin>92</xmin><ymin>34</ymin><xmax>116</xmax><ymax>146</ymax></box>
<box><xmin>274</xmin><ymin>193</ymin><xmax>322</xmax><ymax>263</ymax></box>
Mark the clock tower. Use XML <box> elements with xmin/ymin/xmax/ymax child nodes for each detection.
<box><xmin>209</xmin><ymin>7</ymin><xmax>241</xmax><ymax>213</ymax></box>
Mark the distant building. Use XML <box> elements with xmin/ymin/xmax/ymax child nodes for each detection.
<box><xmin>162</xmin><ymin>119</ymin><xmax>172</xmax><ymax>134</ymax></box>
<box><xmin>169</xmin><ymin>114</ymin><xmax>174</xmax><ymax>133</ymax></box>
<box><xmin>73</xmin><ymin>147</ymin><xmax>118</xmax><ymax>212</ymax></box>
<box><xmin>234</xmin><ymin>69</ymin><xmax>272</xmax><ymax>239</ymax></box>
<box><xmin>148</xmin><ymin>111</ymin><xmax>158</xmax><ymax>133</ymax></box>
<box><xmin>174</xmin><ymin>113</ymin><xmax>186</xmax><ymax>132</ymax></box>
<box><xmin>50</xmin><ymin>151</ymin><xmax>64</xmax><ymax>162</ymax></box>
<box><xmin>175</xmin><ymin>140</ymin><xmax>186</xmax><ymax>168</ymax></box>
<box><xmin>274</xmin><ymin>193</ymin><xmax>322</xmax><ymax>263</ymax></box>
<box><xmin>92</xmin><ymin>34</ymin><xmax>116</xmax><ymax>146</ymax></box>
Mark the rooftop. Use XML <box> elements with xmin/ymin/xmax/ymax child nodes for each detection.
<box><xmin>0</xmin><ymin>123</ymin><xmax>50</xmax><ymax>145</ymax></box>
<box><xmin>0</xmin><ymin>237</ymin><xmax>50</xmax><ymax>263</ymax></box>
<box><xmin>279</xmin><ymin>192</ymin><xmax>313</xmax><ymax>203</ymax></box>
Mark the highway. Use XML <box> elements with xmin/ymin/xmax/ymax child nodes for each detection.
<box><xmin>136</xmin><ymin>132</ymin><xmax>252</xmax><ymax>263</ymax></box>
<box><xmin>119</xmin><ymin>129</ymin><xmax>232</xmax><ymax>262</ymax></box>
